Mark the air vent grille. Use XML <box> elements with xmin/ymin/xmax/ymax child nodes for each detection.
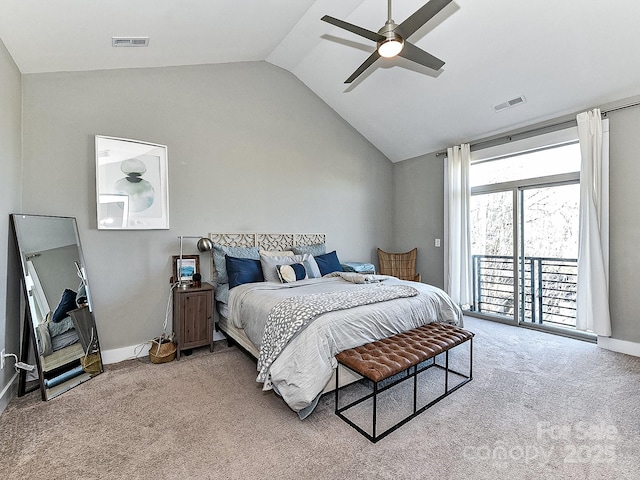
<box><xmin>493</xmin><ymin>95</ymin><xmax>527</xmax><ymax>112</ymax></box>
<box><xmin>112</xmin><ymin>37</ymin><xmax>149</xmax><ymax>47</ymax></box>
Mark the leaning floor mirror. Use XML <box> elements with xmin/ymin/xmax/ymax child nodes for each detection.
<box><xmin>10</xmin><ymin>214</ymin><xmax>103</xmax><ymax>400</ymax></box>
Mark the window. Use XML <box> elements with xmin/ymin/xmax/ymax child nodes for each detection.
<box><xmin>470</xmin><ymin>143</ymin><xmax>581</xmax><ymax>187</ymax></box>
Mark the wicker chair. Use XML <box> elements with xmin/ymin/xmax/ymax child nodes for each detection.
<box><xmin>377</xmin><ymin>248</ymin><xmax>421</xmax><ymax>282</ymax></box>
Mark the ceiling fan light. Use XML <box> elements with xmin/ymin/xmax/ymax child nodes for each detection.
<box><xmin>378</xmin><ymin>37</ymin><xmax>404</xmax><ymax>58</ymax></box>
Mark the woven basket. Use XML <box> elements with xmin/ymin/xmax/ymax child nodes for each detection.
<box><xmin>81</xmin><ymin>352</ymin><xmax>103</xmax><ymax>375</ymax></box>
<box><xmin>149</xmin><ymin>339</ymin><xmax>176</xmax><ymax>364</ymax></box>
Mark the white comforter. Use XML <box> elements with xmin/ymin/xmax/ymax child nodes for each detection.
<box><xmin>227</xmin><ymin>276</ymin><xmax>463</xmax><ymax>417</ymax></box>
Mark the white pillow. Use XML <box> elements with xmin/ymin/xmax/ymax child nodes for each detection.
<box><xmin>302</xmin><ymin>254</ymin><xmax>321</xmax><ymax>279</ymax></box>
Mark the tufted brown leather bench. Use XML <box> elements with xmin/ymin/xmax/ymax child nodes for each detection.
<box><xmin>335</xmin><ymin>322</ymin><xmax>474</xmax><ymax>442</ymax></box>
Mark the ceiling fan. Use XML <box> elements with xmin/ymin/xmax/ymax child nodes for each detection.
<box><xmin>321</xmin><ymin>0</ymin><xmax>452</xmax><ymax>83</ymax></box>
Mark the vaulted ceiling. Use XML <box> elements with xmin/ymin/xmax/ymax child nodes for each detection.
<box><xmin>2</xmin><ymin>0</ymin><xmax>639</xmax><ymax>162</ymax></box>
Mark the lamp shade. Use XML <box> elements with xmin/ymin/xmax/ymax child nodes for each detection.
<box><xmin>197</xmin><ymin>237</ymin><xmax>213</xmax><ymax>252</ymax></box>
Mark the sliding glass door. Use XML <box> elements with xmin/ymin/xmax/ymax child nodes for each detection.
<box><xmin>519</xmin><ymin>183</ymin><xmax>579</xmax><ymax>328</ymax></box>
<box><xmin>468</xmin><ymin>142</ymin><xmax>581</xmax><ymax>333</ymax></box>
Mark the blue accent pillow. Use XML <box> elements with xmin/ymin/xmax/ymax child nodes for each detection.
<box><xmin>213</xmin><ymin>245</ymin><xmax>260</xmax><ymax>284</ymax></box>
<box><xmin>314</xmin><ymin>251</ymin><xmax>343</xmax><ymax>276</ymax></box>
<box><xmin>292</xmin><ymin>243</ymin><xmax>326</xmax><ymax>257</ymax></box>
<box><xmin>52</xmin><ymin>289</ymin><xmax>78</xmax><ymax>323</ymax></box>
<box><xmin>226</xmin><ymin>255</ymin><xmax>264</xmax><ymax>289</ymax></box>
<box><xmin>276</xmin><ymin>263</ymin><xmax>307</xmax><ymax>283</ymax></box>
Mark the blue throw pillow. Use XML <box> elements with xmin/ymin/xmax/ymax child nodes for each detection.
<box><xmin>213</xmin><ymin>245</ymin><xmax>260</xmax><ymax>284</ymax></box>
<box><xmin>52</xmin><ymin>289</ymin><xmax>78</xmax><ymax>323</ymax></box>
<box><xmin>314</xmin><ymin>251</ymin><xmax>343</xmax><ymax>276</ymax></box>
<box><xmin>226</xmin><ymin>255</ymin><xmax>265</xmax><ymax>289</ymax></box>
<box><xmin>276</xmin><ymin>263</ymin><xmax>307</xmax><ymax>283</ymax></box>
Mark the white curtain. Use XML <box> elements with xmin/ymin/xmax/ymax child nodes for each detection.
<box><xmin>446</xmin><ymin>143</ymin><xmax>473</xmax><ymax>305</ymax></box>
<box><xmin>576</xmin><ymin>108</ymin><xmax>611</xmax><ymax>336</ymax></box>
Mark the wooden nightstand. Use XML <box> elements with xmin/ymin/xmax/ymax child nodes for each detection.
<box><xmin>172</xmin><ymin>282</ymin><xmax>214</xmax><ymax>360</ymax></box>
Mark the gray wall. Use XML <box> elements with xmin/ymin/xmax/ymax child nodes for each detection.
<box><xmin>391</xmin><ymin>153</ymin><xmax>445</xmax><ymax>289</ymax></box>
<box><xmin>30</xmin><ymin>244</ymin><xmax>81</xmax><ymax>310</ymax></box>
<box><xmin>608</xmin><ymin>106</ymin><xmax>640</xmax><ymax>343</ymax></box>
<box><xmin>393</xmin><ymin>106</ymin><xmax>640</xmax><ymax>344</ymax></box>
<box><xmin>0</xmin><ymin>37</ymin><xmax>22</xmax><ymax>411</ymax></box>
<box><xmin>21</xmin><ymin>62</ymin><xmax>394</xmax><ymax>351</ymax></box>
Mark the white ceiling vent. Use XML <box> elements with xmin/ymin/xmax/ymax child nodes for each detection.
<box><xmin>493</xmin><ymin>95</ymin><xmax>527</xmax><ymax>112</ymax></box>
<box><xmin>112</xmin><ymin>37</ymin><xmax>149</xmax><ymax>47</ymax></box>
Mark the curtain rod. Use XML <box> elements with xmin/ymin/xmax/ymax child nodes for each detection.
<box><xmin>435</xmin><ymin>99</ymin><xmax>640</xmax><ymax>157</ymax></box>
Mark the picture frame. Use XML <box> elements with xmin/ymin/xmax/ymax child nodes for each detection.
<box><xmin>172</xmin><ymin>255</ymin><xmax>200</xmax><ymax>284</ymax></box>
<box><xmin>95</xmin><ymin>135</ymin><xmax>169</xmax><ymax>230</ymax></box>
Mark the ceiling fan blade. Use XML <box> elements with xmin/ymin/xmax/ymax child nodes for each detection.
<box><xmin>398</xmin><ymin>41</ymin><xmax>445</xmax><ymax>71</ymax></box>
<box><xmin>345</xmin><ymin>51</ymin><xmax>381</xmax><ymax>84</ymax></box>
<box><xmin>395</xmin><ymin>0</ymin><xmax>452</xmax><ymax>39</ymax></box>
<box><xmin>321</xmin><ymin>15</ymin><xmax>384</xmax><ymax>43</ymax></box>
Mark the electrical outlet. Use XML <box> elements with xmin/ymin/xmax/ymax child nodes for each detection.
<box><xmin>0</xmin><ymin>349</ymin><xmax>5</xmax><ymax>369</ymax></box>
<box><xmin>435</xmin><ymin>238</ymin><xmax>441</xmax><ymax>247</ymax></box>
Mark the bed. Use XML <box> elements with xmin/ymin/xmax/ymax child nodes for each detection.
<box><xmin>210</xmin><ymin>233</ymin><xmax>463</xmax><ymax>418</ymax></box>
<box><xmin>35</xmin><ymin>288</ymin><xmax>82</xmax><ymax>359</ymax></box>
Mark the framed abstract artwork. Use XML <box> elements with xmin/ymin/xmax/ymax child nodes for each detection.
<box><xmin>95</xmin><ymin>135</ymin><xmax>169</xmax><ymax>229</ymax></box>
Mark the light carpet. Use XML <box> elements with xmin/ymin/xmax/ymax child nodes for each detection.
<box><xmin>1</xmin><ymin>317</ymin><xmax>639</xmax><ymax>479</ymax></box>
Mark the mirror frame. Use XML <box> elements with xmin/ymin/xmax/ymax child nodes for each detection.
<box><xmin>9</xmin><ymin>214</ymin><xmax>103</xmax><ymax>400</ymax></box>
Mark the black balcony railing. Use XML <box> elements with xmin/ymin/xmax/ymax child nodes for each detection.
<box><xmin>471</xmin><ymin>254</ymin><xmax>577</xmax><ymax>328</ymax></box>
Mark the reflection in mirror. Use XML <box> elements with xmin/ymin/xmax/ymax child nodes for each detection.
<box><xmin>10</xmin><ymin>214</ymin><xmax>103</xmax><ymax>400</ymax></box>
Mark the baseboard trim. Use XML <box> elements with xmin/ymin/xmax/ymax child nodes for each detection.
<box><xmin>597</xmin><ymin>336</ymin><xmax>640</xmax><ymax>357</ymax></box>
<box><xmin>102</xmin><ymin>331</ymin><xmax>226</xmax><ymax>365</ymax></box>
<box><xmin>0</xmin><ymin>372</ymin><xmax>18</xmax><ymax>416</ymax></box>
<box><xmin>101</xmin><ymin>343</ymin><xmax>151</xmax><ymax>365</ymax></box>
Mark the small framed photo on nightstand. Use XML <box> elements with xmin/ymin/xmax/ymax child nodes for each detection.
<box><xmin>172</xmin><ymin>255</ymin><xmax>200</xmax><ymax>284</ymax></box>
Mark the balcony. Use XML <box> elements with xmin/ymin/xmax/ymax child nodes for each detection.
<box><xmin>471</xmin><ymin>254</ymin><xmax>577</xmax><ymax>328</ymax></box>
